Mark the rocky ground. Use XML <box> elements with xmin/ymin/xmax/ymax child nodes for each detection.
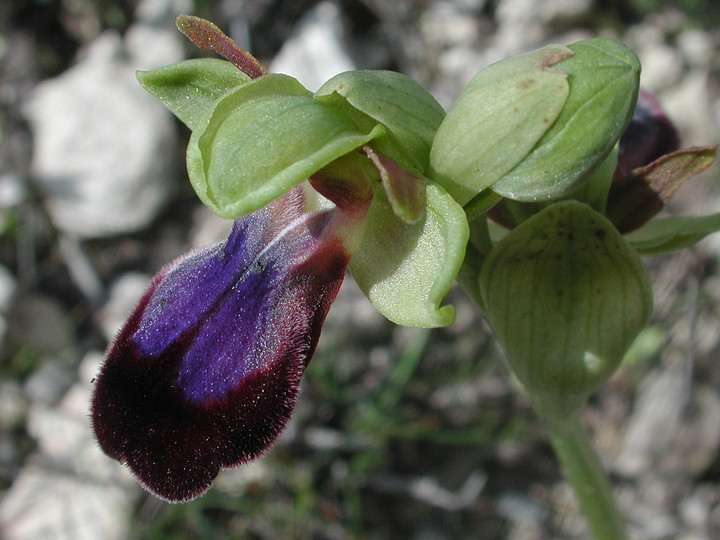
<box><xmin>0</xmin><ymin>0</ymin><xmax>719</xmax><ymax>539</ymax></box>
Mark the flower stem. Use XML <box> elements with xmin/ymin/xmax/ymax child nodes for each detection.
<box><xmin>538</xmin><ymin>409</ymin><xmax>628</xmax><ymax>540</ymax></box>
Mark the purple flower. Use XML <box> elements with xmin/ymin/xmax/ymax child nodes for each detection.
<box><xmin>91</xmin><ymin>187</ymin><xmax>367</xmax><ymax>502</ymax></box>
<box><xmin>614</xmin><ymin>88</ymin><xmax>680</xmax><ymax>180</ymax></box>
<box><xmin>607</xmin><ymin>89</ymin><xmax>715</xmax><ymax>233</ymax></box>
<box><xmin>90</xmin><ymin>15</ymin><xmax>469</xmax><ymax>503</ymax></box>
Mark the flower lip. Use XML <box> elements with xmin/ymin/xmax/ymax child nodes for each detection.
<box><xmin>91</xmin><ymin>187</ymin><xmax>363</xmax><ymax>502</ymax></box>
<box><xmin>615</xmin><ymin>89</ymin><xmax>680</xmax><ymax>180</ymax></box>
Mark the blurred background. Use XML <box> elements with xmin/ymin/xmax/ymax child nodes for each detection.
<box><xmin>0</xmin><ymin>0</ymin><xmax>719</xmax><ymax>538</ymax></box>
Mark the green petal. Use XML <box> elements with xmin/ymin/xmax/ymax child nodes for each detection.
<box><xmin>363</xmin><ymin>146</ymin><xmax>426</xmax><ymax>223</ymax></box>
<box><xmin>493</xmin><ymin>39</ymin><xmax>640</xmax><ymax>200</ymax></box>
<box><xmin>428</xmin><ymin>45</ymin><xmax>572</xmax><ymax>204</ymax></box>
<box><xmin>137</xmin><ymin>58</ymin><xmax>251</xmax><ymax>131</ymax></box>
<box><xmin>626</xmin><ymin>213</ymin><xmax>720</xmax><ymax>255</ymax></box>
<box><xmin>607</xmin><ymin>145</ymin><xmax>717</xmax><ymax>233</ymax></box>
<box><xmin>350</xmin><ymin>182</ymin><xmax>469</xmax><ymax>328</ymax></box>
<box><xmin>187</xmin><ymin>73</ymin><xmax>384</xmax><ymax>218</ymax></box>
<box><xmin>315</xmin><ymin>70</ymin><xmax>446</xmax><ymax>172</ymax></box>
<box><xmin>175</xmin><ymin>15</ymin><xmax>266</xmax><ymax>79</ymax></box>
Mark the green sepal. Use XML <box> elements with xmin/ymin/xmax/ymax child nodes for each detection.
<box><xmin>493</xmin><ymin>39</ymin><xmax>640</xmax><ymax>201</ymax></box>
<box><xmin>626</xmin><ymin>213</ymin><xmax>720</xmax><ymax>255</ymax></box>
<box><xmin>486</xmin><ymin>145</ymin><xmax>618</xmax><ymax>229</ymax></box>
<box><xmin>480</xmin><ymin>201</ymin><xmax>652</xmax><ymax>415</ymax></box>
<box><xmin>175</xmin><ymin>15</ymin><xmax>266</xmax><ymax>79</ymax></box>
<box><xmin>464</xmin><ymin>190</ymin><xmax>504</xmax><ymax>222</ymax></box>
<box><xmin>187</xmin><ymin>73</ymin><xmax>385</xmax><ymax>218</ymax></box>
<box><xmin>569</xmin><ymin>144</ymin><xmax>618</xmax><ymax>214</ymax></box>
<box><xmin>315</xmin><ymin>70</ymin><xmax>446</xmax><ymax>173</ymax></box>
<box><xmin>350</xmin><ymin>181</ymin><xmax>469</xmax><ymax>328</ymax></box>
<box><xmin>428</xmin><ymin>45</ymin><xmax>572</xmax><ymax>204</ymax></box>
<box><xmin>137</xmin><ymin>58</ymin><xmax>252</xmax><ymax>131</ymax></box>
<box><xmin>456</xmin><ymin>218</ymin><xmax>494</xmax><ymax>311</ymax></box>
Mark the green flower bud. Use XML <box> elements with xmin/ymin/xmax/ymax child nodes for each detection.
<box><xmin>429</xmin><ymin>38</ymin><xmax>640</xmax><ymax>205</ymax></box>
<box><xmin>479</xmin><ymin>201</ymin><xmax>652</xmax><ymax>417</ymax></box>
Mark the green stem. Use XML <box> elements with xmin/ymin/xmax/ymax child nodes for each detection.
<box><xmin>457</xmin><ymin>218</ymin><xmax>627</xmax><ymax>539</ymax></box>
<box><xmin>457</xmin><ymin>216</ymin><xmax>493</xmax><ymax>310</ymax></box>
<box><xmin>538</xmin><ymin>410</ymin><xmax>628</xmax><ymax>540</ymax></box>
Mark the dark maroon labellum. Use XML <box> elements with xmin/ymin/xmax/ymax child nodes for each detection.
<box><xmin>91</xmin><ymin>188</ymin><xmax>351</xmax><ymax>502</ymax></box>
<box><xmin>615</xmin><ymin>89</ymin><xmax>680</xmax><ymax>180</ymax></box>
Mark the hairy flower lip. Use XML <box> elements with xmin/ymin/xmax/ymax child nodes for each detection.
<box><xmin>91</xmin><ymin>187</ymin><xmax>367</xmax><ymax>502</ymax></box>
<box><xmin>615</xmin><ymin>88</ymin><xmax>680</xmax><ymax>180</ymax></box>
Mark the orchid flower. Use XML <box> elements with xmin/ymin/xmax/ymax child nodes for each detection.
<box><xmin>91</xmin><ymin>17</ymin><xmax>720</xmax><ymax>527</ymax></box>
<box><xmin>91</xmin><ymin>16</ymin><xmax>468</xmax><ymax>502</ymax></box>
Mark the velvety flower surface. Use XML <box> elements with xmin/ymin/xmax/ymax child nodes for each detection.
<box><xmin>615</xmin><ymin>89</ymin><xmax>680</xmax><ymax>179</ymax></box>
<box><xmin>607</xmin><ymin>88</ymin><xmax>717</xmax><ymax>234</ymax></box>
<box><xmin>91</xmin><ymin>187</ymin><xmax>362</xmax><ymax>502</ymax></box>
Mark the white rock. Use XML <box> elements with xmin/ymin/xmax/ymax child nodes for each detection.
<box><xmin>0</xmin><ymin>381</ymin><xmax>26</xmax><ymax>429</ymax></box>
<box><xmin>270</xmin><ymin>1</ymin><xmax>355</xmax><ymax>92</ymax></box>
<box><xmin>8</xmin><ymin>294</ymin><xmax>75</xmax><ymax>359</ymax></box>
<box><xmin>25</xmin><ymin>31</ymin><xmax>179</xmax><ymax>238</ymax></box>
<box><xmin>677</xmin><ymin>28</ymin><xmax>715</xmax><ymax>67</ymax></box>
<box><xmin>23</xmin><ymin>360</ymin><xmax>75</xmax><ymax>405</ymax></box>
<box><xmin>100</xmin><ymin>272</ymin><xmax>152</xmax><ymax>341</ymax></box>
<box><xmin>125</xmin><ymin>23</ymin><xmax>185</xmax><ymax>71</ymax></box>
<box><xmin>79</xmin><ymin>350</ymin><xmax>105</xmax><ymax>387</ymax></box>
<box><xmin>58</xmin><ymin>234</ymin><xmax>104</xmax><ymax>303</ymax></box>
<box><xmin>537</xmin><ymin>0</ymin><xmax>593</xmax><ymax>24</ymax></box>
<box><xmin>613</xmin><ymin>365</ymin><xmax>686</xmax><ymax>476</ymax></box>
<box><xmin>0</xmin><ymin>264</ymin><xmax>16</xmax><ymax>311</ymax></box>
<box><xmin>419</xmin><ymin>2</ymin><xmax>481</xmax><ymax>50</ymax></box>
<box><xmin>662</xmin><ymin>69</ymin><xmax>717</xmax><ymax>145</ymax></box>
<box><xmin>0</xmin><ymin>464</ymin><xmax>133</xmax><ymax>540</ymax></box>
<box><xmin>1</xmin><ymin>373</ymin><xmax>139</xmax><ymax>540</ymax></box>
<box><xmin>638</xmin><ymin>43</ymin><xmax>683</xmax><ymax>90</ymax></box>
<box><xmin>26</xmin><ymin>384</ymin><xmax>137</xmax><ymax>485</ymax></box>
<box><xmin>496</xmin><ymin>0</ymin><xmax>592</xmax><ymax>27</ymax></box>
<box><xmin>213</xmin><ymin>459</ymin><xmax>269</xmax><ymax>496</ymax></box>
<box><xmin>135</xmin><ymin>0</ymin><xmax>193</xmax><ymax>25</ymax></box>
<box><xmin>0</xmin><ymin>173</ymin><xmax>26</xmax><ymax>209</ymax></box>
<box><xmin>0</xmin><ymin>264</ymin><xmax>16</xmax><ymax>344</ymax></box>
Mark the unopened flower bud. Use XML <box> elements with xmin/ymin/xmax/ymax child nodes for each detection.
<box><xmin>429</xmin><ymin>39</ymin><xmax>640</xmax><ymax>205</ymax></box>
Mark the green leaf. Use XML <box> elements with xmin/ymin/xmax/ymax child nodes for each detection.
<box><xmin>137</xmin><ymin>58</ymin><xmax>251</xmax><ymax>131</ymax></box>
<box><xmin>428</xmin><ymin>45</ymin><xmax>572</xmax><ymax>204</ymax></box>
<box><xmin>315</xmin><ymin>70</ymin><xmax>446</xmax><ymax>172</ymax></box>
<box><xmin>350</xmin><ymin>182</ymin><xmax>469</xmax><ymax>328</ymax></box>
<box><xmin>493</xmin><ymin>39</ymin><xmax>640</xmax><ymax>200</ymax></box>
<box><xmin>187</xmin><ymin>73</ymin><xmax>384</xmax><ymax>218</ymax></box>
<box><xmin>480</xmin><ymin>201</ymin><xmax>652</xmax><ymax>415</ymax></box>
<box><xmin>626</xmin><ymin>213</ymin><xmax>720</xmax><ymax>255</ymax></box>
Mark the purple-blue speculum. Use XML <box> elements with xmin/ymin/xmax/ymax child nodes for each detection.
<box><xmin>91</xmin><ymin>15</ymin><xmax>717</xmax><ymax>503</ymax></box>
